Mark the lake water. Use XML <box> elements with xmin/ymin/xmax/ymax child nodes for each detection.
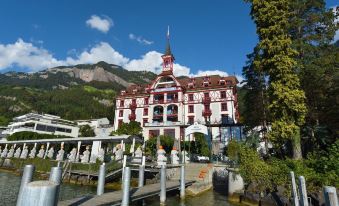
<box><xmin>0</xmin><ymin>171</ymin><xmax>233</xmax><ymax>206</ymax></box>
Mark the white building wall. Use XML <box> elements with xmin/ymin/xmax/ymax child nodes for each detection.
<box><xmin>210</xmin><ymin>102</ymin><xmax>221</xmax><ymax>123</ymax></box>
<box><xmin>114</xmin><ymin>81</ymin><xmax>238</xmax><ymax>140</ymax></box>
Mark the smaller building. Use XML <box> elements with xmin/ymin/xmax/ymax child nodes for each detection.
<box><xmin>76</xmin><ymin>118</ymin><xmax>113</xmax><ymax>137</ymax></box>
<box><xmin>2</xmin><ymin>113</ymin><xmax>79</xmax><ymax>138</ymax></box>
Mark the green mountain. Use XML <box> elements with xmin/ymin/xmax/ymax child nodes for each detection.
<box><xmin>0</xmin><ymin>61</ymin><xmax>157</xmax><ymax>125</ymax></box>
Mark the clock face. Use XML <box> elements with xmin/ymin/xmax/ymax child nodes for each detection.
<box><xmin>163</xmin><ymin>66</ymin><xmax>171</xmax><ymax>71</ymax></box>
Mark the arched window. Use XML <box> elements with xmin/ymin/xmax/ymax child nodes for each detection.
<box><xmin>153</xmin><ymin>106</ymin><xmax>164</xmax><ymax>122</ymax></box>
<box><xmin>167</xmin><ymin>104</ymin><xmax>178</xmax><ymax>122</ymax></box>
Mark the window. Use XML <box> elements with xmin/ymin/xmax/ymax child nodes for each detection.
<box><xmin>221</xmin><ymin>115</ymin><xmax>229</xmax><ymax>125</ymax></box>
<box><xmin>56</xmin><ymin>127</ymin><xmax>66</xmax><ymax>132</ymax></box>
<box><xmin>120</xmin><ymin>100</ymin><xmax>124</xmax><ymax>107</ymax></box>
<box><xmin>164</xmin><ymin>129</ymin><xmax>176</xmax><ymax>138</ymax></box>
<box><xmin>204</xmin><ymin>92</ymin><xmax>209</xmax><ymax>98</ymax></box>
<box><xmin>154</xmin><ymin>94</ymin><xmax>164</xmax><ymax>103</ymax></box>
<box><xmin>143</xmin><ymin>108</ymin><xmax>148</xmax><ymax>116</ymax></box>
<box><xmin>56</xmin><ymin>127</ymin><xmax>72</xmax><ymax>133</ymax></box>
<box><xmin>36</xmin><ymin>124</ymin><xmax>46</xmax><ymax>131</ymax></box>
<box><xmin>167</xmin><ymin>93</ymin><xmax>177</xmax><ymax>102</ymax></box>
<box><xmin>119</xmin><ymin>110</ymin><xmax>123</xmax><ymax>117</ymax></box>
<box><xmin>188</xmin><ymin>116</ymin><xmax>194</xmax><ymax>125</ymax></box>
<box><xmin>221</xmin><ymin>103</ymin><xmax>228</xmax><ymax>111</ymax></box>
<box><xmin>149</xmin><ymin>130</ymin><xmax>160</xmax><ymax>138</ymax></box>
<box><xmin>188</xmin><ymin>94</ymin><xmax>194</xmax><ymax>101</ymax></box>
<box><xmin>132</xmin><ymin>99</ymin><xmax>136</xmax><ymax>104</ymax></box>
<box><xmin>220</xmin><ymin>91</ymin><xmax>226</xmax><ymax>99</ymax></box>
<box><xmin>188</xmin><ymin>105</ymin><xmax>194</xmax><ymax>113</ymax></box>
<box><xmin>144</xmin><ymin>98</ymin><xmax>149</xmax><ymax>105</ymax></box>
<box><xmin>143</xmin><ymin>118</ymin><xmax>148</xmax><ymax>126</ymax></box>
<box><xmin>46</xmin><ymin>126</ymin><xmax>56</xmax><ymax>132</ymax></box>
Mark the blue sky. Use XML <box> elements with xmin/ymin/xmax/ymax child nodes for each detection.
<box><xmin>0</xmin><ymin>0</ymin><xmax>337</xmax><ymax>78</ymax></box>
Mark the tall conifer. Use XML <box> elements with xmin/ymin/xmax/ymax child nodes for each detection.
<box><xmin>246</xmin><ymin>0</ymin><xmax>307</xmax><ymax>159</ymax></box>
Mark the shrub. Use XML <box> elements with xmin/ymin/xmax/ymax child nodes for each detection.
<box><xmin>7</xmin><ymin>131</ymin><xmax>73</xmax><ymax>141</ymax></box>
<box><xmin>145</xmin><ymin>135</ymin><xmax>174</xmax><ymax>156</ymax></box>
<box><xmin>79</xmin><ymin>125</ymin><xmax>95</xmax><ymax>137</ymax></box>
<box><xmin>112</xmin><ymin>121</ymin><xmax>142</xmax><ymax>136</ymax></box>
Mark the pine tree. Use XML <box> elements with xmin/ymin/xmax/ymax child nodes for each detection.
<box><xmin>245</xmin><ymin>0</ymin><xmax>307</xmax><ymax>159</ymax></box>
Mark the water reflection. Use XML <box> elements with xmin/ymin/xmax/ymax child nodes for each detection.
<box><xmin>0</xmin><ymin>171</ymin><xmax>233</xmax><ymax>206</ymax></box>
<box><xmin>133</xmin><ymin>189</ymin><xmax>233</xmax><ymax>206</ymax></box>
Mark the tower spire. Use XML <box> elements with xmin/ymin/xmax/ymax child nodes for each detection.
<box><xmin>165</xmin><ymin>26</ymin><xmax>172</xmax><ymax>56</ymax></box>
<box><xmin>161</xmin><ymin>26</ymin><xmax>175</xmax><ymax>73</ymax></box>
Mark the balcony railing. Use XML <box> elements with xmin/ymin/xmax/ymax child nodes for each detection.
<box><xmin>129</xmin><ymin>113</ymin><xmax>136</xmax><ymax>121</ymax></box>
<box><xmin>166</xmin><ymin>98</ymin><xmax>178</xmax><ymax>103</ymax></box>
<box><xmin>202</xmin><ymin>109</ymin><xmax>212</xmax><ymax>117</ymax></box>
<box><xmin>129</xmin><ymin>102</ymin><xmax>137</xmax><ymax>110</ymax></box>
<box><xmin>202</xmin><ymin>97</ymin><xmax>211</xmax><ymax>105</ymax></box>
<box><xmin>144</xmin><ymin>121</ymin><xmax>183</xmax><ymax>127</ymax></box>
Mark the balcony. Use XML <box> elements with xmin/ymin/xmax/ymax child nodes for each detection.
<box><xmin>202</xmin><ymin>97</ymin><xmax>211</xmax><ymax>105</ymax></box>
<box><xmin>153</xmin><ymin>99</ymin><xmax>165</xmax><ymax>104</ymax></box>
<box><xmin>202</xmin><ymin>109</ymin><xmax>212</xmax><ymax>117</ymax></box>
<box><xmin>153</xmin><ymin>113</ymin><xmax>164</xmax><ymax>119</ymax></box>
<box><xmin>144</xmin><ymin>121</ymin><xmax>183</xmax><ymax>127</ymax></box>
<box><xmin>166</xmin><ymin>98</ymin><xmax>178</xmax><ymax>103</ymax></box>
<box><xmin>129</xmin><ymin>102</ymin><xmax>137</xmax><ymax>110</ymax></box>
<box><xmin>166</xmin><ymin>113</ymin><xmax>178</xmax><ymax>117</ymax></box>
<box><xmin>129</xmin><ymin>113</ymin><xmax>136</xmax><ymax>121</ymax></box>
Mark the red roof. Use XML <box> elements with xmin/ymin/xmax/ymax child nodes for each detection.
<box><xmin>118</xmin><ymin>74</ymin><xmax>238</xmax><ymax>98</ymax></box>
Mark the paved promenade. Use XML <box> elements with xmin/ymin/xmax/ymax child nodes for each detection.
<box><xmin>58</xmin><ymin>180</ymin><xmax>194</xmax><ymax>206</ymax></box>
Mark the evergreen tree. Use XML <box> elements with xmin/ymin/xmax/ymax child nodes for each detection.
<box><xmin>288</xmin><ymin>1</ymin><xmax>338</xmax><ymax>153</ymax></box>
<box><xmin>242</xmin><ymin>46</ymin><xmax>270</xmax><ymax>152</ymax></box>
<box><xmin>245</xmin><ymin>0</ymin><xmax>307</xmax><ymax>159</ymax></box>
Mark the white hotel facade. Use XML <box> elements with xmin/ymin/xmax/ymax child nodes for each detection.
<box><xmin>114</xmin><ymin>37</ymin><xmax>240</xmax><ymax>141</ymax></box>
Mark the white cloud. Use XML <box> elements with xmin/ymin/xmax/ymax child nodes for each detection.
<box><xmin>0</xmin><ymin>39</ymin><xmax>64</xmax><ymax>71</ymax></box>
<box><xmin>66</xmin><ymin>42</ymin><xmax>129</xmax><ymax>66</ymax></box>
<box><xmin>0</xmin><ymin>39</ymin><xmax>239</xmax><ymax>82</ymax></box>
<box><xmin>129</xmin><ymin>33</ymin><xmax>154</xmax><ymax>45</ymax></box>
<box><xmin>235</xmin><ymin>74</ymin><xmax>245</xmax><ymax>87</ymax></box>
<box><xmin>124</xmin><ymin>51</ymin><xmax>190</xmax><ymax>76</ymax></box>
<box><xmin>124</xmin><ymin>51</ymin><xmax>162</xmax><ymax>73</ymax></box>
<box><xmin>86</xmin><ymin>15</ymin><xmax>113</xmax><ymax>33</ymax></box>
<box><xmin>194</xmin><ymin>69</ymin><xmax>229</xmax><ymax>77</ymax></box>
<box><xmin>173</xmin><ymin>64</ymin><xmax>190</xmax><ymax>76</ymax></box>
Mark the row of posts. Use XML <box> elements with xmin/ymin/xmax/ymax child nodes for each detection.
<box><xmin>17</xmin><ymin>157</ymin><xmax>186</xmax><ymax>205</ymax></box>
<box><xmin>96</xmin><ymin>155</ymin><xmax>186</xmax><ymax>205</ymax></box>
<box><xmin>290</xmin><ymin>171</ymin><xmax>338</xmax><ymax>206</ymax></box>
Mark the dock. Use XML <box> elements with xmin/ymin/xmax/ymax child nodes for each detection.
<box><xmin>58</xmin><ymin>180</ymin><xmax>195</xmax><ymax>206</ymax></box>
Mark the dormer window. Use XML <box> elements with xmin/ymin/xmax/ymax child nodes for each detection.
<box><xmin>219</xmin><ymin>79</ymin><xmax>226</xmax><ymax>85</ymax></box>
<box><xmin>121</xmin><ymin>90</ymin><xmax>126</xmax><ymax>95</ymax></box>
<box><xmin>203</xmin><ymin>76</ymin><xmax>210</xmax><ymax>87</ymax></box>
<box><xmin>132</xmin><ymin>89</ymin><xmax>137</xmax><ymax>94</ymax></box>
<box><xmin>226</xmin><ymin>80</ymin><xmax>232</xmax><ymax>86</ymax></box>
<box><xmin>188</xmin><ymin>78</ymin><xmax>195</xmax><ymax>89</ymax></box>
